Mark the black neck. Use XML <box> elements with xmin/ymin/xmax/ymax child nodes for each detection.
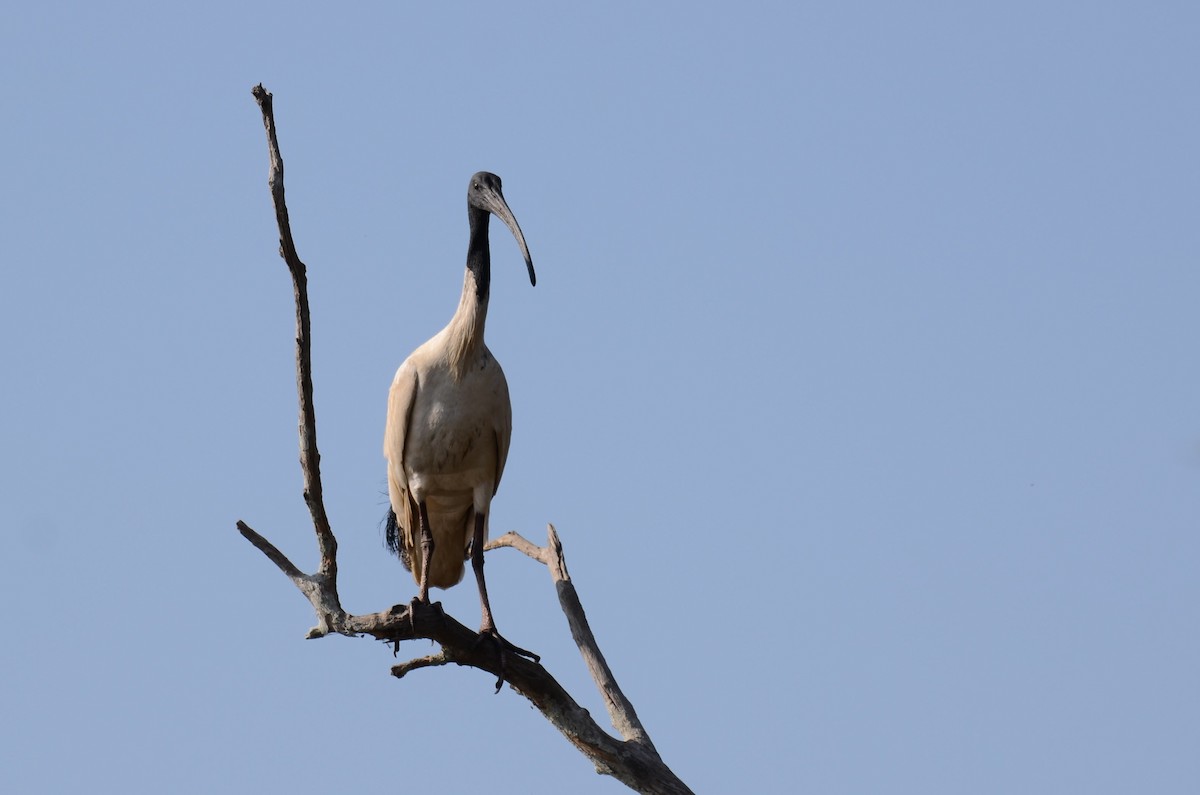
<box><xmin>466</xmin><ymin>206</ymin><xmax>491</xmax><ymax>301</ymax></box>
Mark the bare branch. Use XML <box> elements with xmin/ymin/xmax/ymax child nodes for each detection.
<box><xmin>547</xmin><ymin>525</ymin><xmax>654</xmax><ymax>748</ymax></box>
<box><xmin>250</xmin><ymin>83</ymin><xmax>338</xmax><ymax>583</ymax></box>
<box><xmin>391</xmin><ymin>651</ymin><xmax>451</xmax><ymax>679</ymax></box>
<box><xmin>237</xmin><ymin>520</ymin><xmax>304</xmax><ymax>582</ymax></box>
<box><xmin>237</xmin><ymin>520</ymin><xmax>344</xmax><ymax>639</ymax></box>
<box><xmin>238</xmin><ymin>85</ymin><xmax>693</xmax><ymax>795</ymax></box>
<box><xmin>491</xmin><ymin>526</ymin><xmax>655</xmax><ymax>749</ymax></box>
<box><xmin>484</xmin><ymin>530</ymin><xmax>549</xmax><ymax>563</ymax></box>
<box><xmin>349</xmin><ymin>601</ymin><xmax>693</xmax><ymax>795</ymax></box>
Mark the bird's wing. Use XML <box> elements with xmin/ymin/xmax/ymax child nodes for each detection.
<box><xmin>385</xmin><ymin>361</ymin><xmax>422</xmax><ymax>576</ymax></box>
<box><xmin>384</xmin><ymin>361</ymin><xmax>419</xmax><ymax>502</ymax></box>
<box><xmin>492</xmin><ymin>368</ymin><xmax>513</xmax><ymax>496</ymax></box>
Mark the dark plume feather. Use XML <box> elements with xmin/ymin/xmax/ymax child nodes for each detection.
<box><xmin>383</xmin><ymin>508</ymin><xmax>411</xmax><ymax>571</ymax></box>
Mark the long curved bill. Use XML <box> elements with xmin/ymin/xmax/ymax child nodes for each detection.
<box><xmin>482</xmin><ymin>188</ymin><xmax>536</xmax><ymax>286</ymax></box>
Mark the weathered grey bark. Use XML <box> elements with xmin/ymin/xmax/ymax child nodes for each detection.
<box><xmin>239</xmin><ymin>84</ymin><xmax>693</xmax><ymax>795</ymax></box>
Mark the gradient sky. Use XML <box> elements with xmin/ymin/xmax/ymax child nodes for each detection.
<box><xmin>2</xmin><ymin>3</ymin><xmax>1197</xmax><ymax>793</ymax></box>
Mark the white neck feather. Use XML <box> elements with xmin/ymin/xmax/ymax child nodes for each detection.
<box><xmin>447</xmin><ymin>268</ymin><xmax>488</xmax><ymax>380</ymax></box>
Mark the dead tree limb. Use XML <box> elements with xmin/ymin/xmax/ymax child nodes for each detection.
<box><xmin>238</xmin><ymin>84</ymin><xmax>693</xmax><ymax>795</ymax></box>
<box><xmin>487</xmin><ymin>527</ymin><xmax>655</xmax><ymax>750</ymax></box>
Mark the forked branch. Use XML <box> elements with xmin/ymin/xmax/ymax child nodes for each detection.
<box><xmin>487</xmin><ymin>527</ymin><xmax>654</xmax><ymax>749</ymax></box>
<box><xmin>237</xmin><ymin>84</ymin><xmax>692</xmax><ymax>795</ymax></box>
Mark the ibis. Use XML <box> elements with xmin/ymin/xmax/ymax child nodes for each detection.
<box><xmin>384</xmin><ymin>171</ymin><xmax>538</xmax><ymax>676</ymax></box>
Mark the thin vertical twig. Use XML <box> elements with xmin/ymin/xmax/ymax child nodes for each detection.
<box><xmin>250</xmin><ymin>84</ymin><xmax>339</xmax><ymax>584</ymax></box>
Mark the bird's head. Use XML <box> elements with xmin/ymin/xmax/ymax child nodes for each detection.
<box><xmin>468</xmin><ymin>171</ymin><xmax>536</xmax><ymax>286</ymax></box>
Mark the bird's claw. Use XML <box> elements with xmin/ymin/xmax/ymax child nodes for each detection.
<box><xmin>391</xmin><ymin>597</ymin><xmax>442</xmax><ymax>656</ymax></box>
<box><xmin>474</xmin><ymin>627</ymin><xmax>540</xmax><ymax>693</ymax></box>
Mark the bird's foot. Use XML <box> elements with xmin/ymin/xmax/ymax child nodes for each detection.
<box><xmin>390</xmin><ymin>597</ymin><xmax>442</xmax><ymax>656</ymax></box>
<box><xmin>473</xmin><ymin>626</ymin><xmax>540</xmax><ymax>694</ymax></box>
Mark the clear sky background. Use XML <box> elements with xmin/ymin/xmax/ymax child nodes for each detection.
<box><xmin>2</xmin><ymin>3</ymin><xmax>1197</xmax><ymax>793</ymax></box>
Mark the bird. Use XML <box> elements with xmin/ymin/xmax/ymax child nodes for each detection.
<box><xmin>384</xmin><ymin>171</ymin><xmax>538</xmax><ymax>679</ymax></box>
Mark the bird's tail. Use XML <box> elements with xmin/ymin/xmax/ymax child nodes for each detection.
<box><xmin>383</xmin><ymin>508</ymin><xmax>412</xmax><ymax>572</ymax></box>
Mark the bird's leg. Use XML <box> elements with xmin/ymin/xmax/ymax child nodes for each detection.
<box><xmin>416</xmin><ymin>501</ymin><xmax>435</xmax><ymax>604</ymax></box>
<box><xmin>400</xmin><ymin>501</ymin><xmax>437</xmax><ymax>645</ymax></box>
<box><xmin>470</xmin><ymin>512</ymin><xmax>540</xmax><ymax>693</ymax></box>
<box><xmin>471</xmin><ymin>511</ymin><xmax>498</xmax><ymax>636</ymax></box>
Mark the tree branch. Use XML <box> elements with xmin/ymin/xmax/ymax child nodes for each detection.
<box><xmin>237</xmin><ymin>84</ymin><xmax>692</xmax><ymax>795</ymax></box>
<box><xmin>485</xmin><ymin>530</ymin><xmax>549</xmax><ymax>563</ymax></box>
<box><xmin>250</xmin><ymin>83</ymin><xmax>338</xmax><ymax>585</ymax></box>
<box><xmin>391</xmin><ymin>651</ymin><xmax>451</xmax><ymax>679</ymax></box>
<box><xmin>490</xmin><ymin>526</ymin><xmax>654</xmax><ymax>748</ymax></box>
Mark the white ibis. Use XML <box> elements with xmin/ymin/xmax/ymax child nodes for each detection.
<box><xmin>384</xmin><ymin>171</ymin><xmax>538</xmax><ymax>678</ymax></box>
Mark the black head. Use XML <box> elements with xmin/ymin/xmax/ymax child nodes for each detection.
<box><xmin>468</xmin><ymin>171</ymin><xmax>536</xmax><ymax>286</ymax></box>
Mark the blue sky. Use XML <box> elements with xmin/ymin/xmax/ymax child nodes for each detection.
<box><xmin>2</xmin><ymin>3</ymin><xmax>1197</xmax><ymax>793</ymax></box>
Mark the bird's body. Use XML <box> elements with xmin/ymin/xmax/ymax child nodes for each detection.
<box><xmin>383</xmin><ymin>173</ymin><xmax>537</xmax><ymax>674</ymax></box>
<box><xmin>385</xmin><ymin>272</ymin><xmax>512</xmax><ymax>588</ymax></box>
